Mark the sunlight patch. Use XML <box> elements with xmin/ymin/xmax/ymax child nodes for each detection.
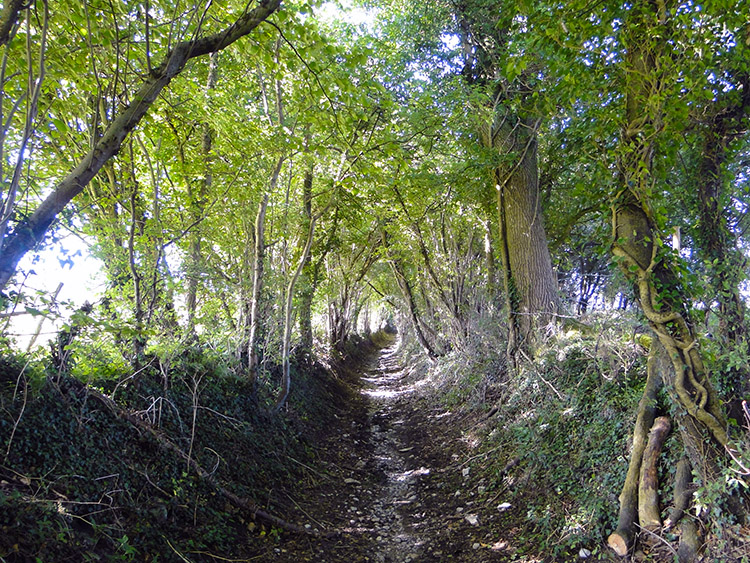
<box><xmin>390</xmin><ymin>467</ymin><xmax>430</xmax><ymax>482</ymax></box>
<box><xmin>362</xmin><ymin>388</ymin><xmax>414</xmax><ymax>399</ymax></box>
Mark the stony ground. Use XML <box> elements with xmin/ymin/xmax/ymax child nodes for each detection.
<box><xmin>250</xmin><ymin>341</ymin><xmax>526</xmax><ymax>562</ymax></box>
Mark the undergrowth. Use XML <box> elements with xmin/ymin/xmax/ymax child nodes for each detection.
<box><xmin>0</xmin><ymin>334</ymin><xmax>375</xmax><ymax>562</ymax></box>
<box><xmin>397</xmin><ymin>314</ymin><xmax>655</xmax><ymax>561</ymax></box>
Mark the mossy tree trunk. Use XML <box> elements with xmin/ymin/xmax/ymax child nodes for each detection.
<box><xmin>692</xmin><ymin>78</ymin><xmax>750</xmax><ymax>399</ymax></box>
<box><xmin>613</xmin><ymin>0</ymin><xmax>741</xmax><ymax>516</ymax></box>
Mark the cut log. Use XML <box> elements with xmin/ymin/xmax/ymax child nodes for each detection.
<box><xmin>638</xmin><ymin>415</ymin><xmax>671</xmax><ymax>529</ymax></box>
<box><xmin>678</xmin><ymin>517</ymin><xmax>700</xmax><ymax>563</ymax></box>
<box><xmin>608</xmin><ymin>347</ymin><xmax>663</xmax><ymax>556</ymax></box>
<box><xmin>665</xmin><ymin>457</ymin><xmax>692</xmax><ymax>529</ymax></box>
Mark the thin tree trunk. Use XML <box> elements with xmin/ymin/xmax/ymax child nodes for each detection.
<box><xmin>186</xmin><ymin>52</ymin><xmax>220</xmax><ymax>334</ymax></box>
<box><xmin>383</xmin><ymin>230</ymin><xmax>438</xmax><ymax>360</ymax></box>
<box><xmin>274</xmin><ymin>207</ymin><xmax>323</xmax><ymax>411</ymax></box>
<box><xmin>248</xmin><ymin>194</ymin><xmax>268</xmax><ymax>381</ymax></box>
<box><xmin>298</xmin><ymin>162</ymin><xmax>314</xmax><ymax>352</ymax></box>
<box><xmin>127</xmin><ymin>183</ymin><xmax>145</xmax><ymax>363</ymax></box>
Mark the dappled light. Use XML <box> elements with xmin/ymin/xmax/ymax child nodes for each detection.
<box><xmin>1</xmin><ymin>0</ymin><xmax>749</xmax><ymax>561</ymax></box>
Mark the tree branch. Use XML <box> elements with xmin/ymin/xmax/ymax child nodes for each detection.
<box><xmin>0</xmin><ymin>0</ymin><xmax>282</xmax><ymax>291</ymax></box>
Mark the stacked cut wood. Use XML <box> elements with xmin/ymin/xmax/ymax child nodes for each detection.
<box><xmin>608</xmin><ymin>341</ymin><xmax>700</xmax><ymax>561</ymax></box>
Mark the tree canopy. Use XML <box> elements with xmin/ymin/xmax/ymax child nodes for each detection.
<box><xmin>1</xmin><ymin>0</ymin><xmax>750</xmax><ymax>559</ymax></box>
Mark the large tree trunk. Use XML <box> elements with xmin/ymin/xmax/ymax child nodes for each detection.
<box><xmin>692</xmin><ymin>79</ymin><xmax>750</xmax><ymax>398</ymax></box>
<box><xmin>481</xmin><ymin>111</ymin><xmax>560</xmax><ymax>356</ymax></box>
<box><xmin>612</xmin><ymin>2</ymin><xmax>743</xmax><ymax>522</ymax></box>
<box><xmin>454</xmin><ymin>0</ymin><xmax>560</xmax><ymax>357</ymax></box>
<box><xmin>0</xmin><ymin>0</ymin><xmax>281</xmax><ymax>291</ymax></box>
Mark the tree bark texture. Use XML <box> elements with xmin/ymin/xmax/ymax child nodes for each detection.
<box><xmin>678</xmin><ymin>517</ymin><xmax>700</xmax><ymax>563</ymax></box>
<box><xmin>454</xmin><ymin>0</ymin><xmax>559</xmax><ymax>356</ymax></box>
<box><xmin>481</xmin><ymin>111</ymin><xmax>560</xmax><ymax>354</ymax></box>
<box><xmin>0</xmin><ymin>0</ymin><xmax>23</xmax><ymax>48</ymax></box>
<box><xmin>0</xmin><ymin>0</ymin><xmax>282</xmax><ymax>291</ymax></box>
<box><xmin>608</xmin><ymin>346</ymin><xmax>663</xmax><ymax>556</ymax></box>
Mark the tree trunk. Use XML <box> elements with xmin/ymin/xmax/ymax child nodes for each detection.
<box><xmin>186</xmin><ymin>52</ymin><xmax>220</xmax><ymax>334</ymax></box>
<box><xmin>693</xmin><ymin>79</ymin><xmax>750</xmax><ymax>398</ymax></box>
<box><xmin>274</xmin><ymin>207</ymin><xmax>321</xmax><ymax>412</ymax></box>
<box><xmin>298</xmin><ymin>164</ymin><xmax>314</xmax><ymax>352</ymax></box>
<box><xmin>613</xmin><ymin>1</ymin><xmax>743</xmax><ymax>521</ymax></box>
<box><xmin>0</xmin><ymin>0</ymin><xmax>282</xmax><ymax>291</ymax></box>
<box><xmin>481</xmin><ymin>112</ymin><xmax>560</xmax><ymax>357</ymax></box>
<box><xmin>382</xmin><ymin>229</ymin><xmax>438</xmax><ymax>360</ymax></box>
<box><xmin>0</xmin><ymin>0</ymin><xmax>24</xmax><ymax>48</ymax></box>
<box><xmin>665</xmin><ymin>457</ymin><xmax>692</xmax><ymax>530</ymax></box>
<box><xmin>248</xmin><ymin>194</ymin><xmax>268</xmax><ymax>381</ymax></box>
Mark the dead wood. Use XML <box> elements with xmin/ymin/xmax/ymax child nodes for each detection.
<box><xmin>678</xmin><ymin>517</ymin><xmax>700</xmax><ymax>563</ymax></box>
<box><xmin>665</xmin><ymin>457</ymin><xmax>692</xmax><ymax>529</ymax></box>
<box><xmin>608</xmin><ymin>346</ymin><xmax>663</xmax><ymax>556</ymax></box>
<box><xmin>79</xmin><ymin>381</ymin><xmax>335</xmax><ymax>538</ymax></box>
<box><xmin>639</xmin><ymin>415</ymin><xmax>671</xmax><ymax>529</ymax></box>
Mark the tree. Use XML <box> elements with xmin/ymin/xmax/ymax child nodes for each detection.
<box><xmin>455</xmin><ymin>0</ymin><xmax>561</xmax><ymax>357</ymax></box>
<box><xmin>0</xmin><ymin>0</ymin><xmax>282</xmax><ymax>291</ymax></box>
<box><xmin>610</xmin><ymin>0</ymin><xmax>745</xmax><ymax>532</ymax></box>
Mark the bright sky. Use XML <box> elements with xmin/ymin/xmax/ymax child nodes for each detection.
<box><xmin>5</xmin><ymin>234</ymin><xmax>104</xmax><ymax>350</ymax></box>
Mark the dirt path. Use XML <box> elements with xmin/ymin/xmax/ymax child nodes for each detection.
<box><xmin>262</xmin><ymin>341</ymin><xmax>516</xmax><ymax>562</ymax></box>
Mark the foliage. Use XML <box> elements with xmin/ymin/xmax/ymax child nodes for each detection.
<box><xmin>0</xmin><ymin>0</ymin><xmax>749</xmax><ymax>559</ymax></box>
<box><xmin>0</xmin><ymin>336</ymin><xmax>361</xmax><ymax>561</ymax></box>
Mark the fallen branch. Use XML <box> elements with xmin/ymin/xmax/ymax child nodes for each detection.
<box><xmin>639</xmin><ymin>415</ymin><xmax>671</xmax><ymax>529</ymax></box>
<box><xmin>80</xmin><ymin>382</ymin><xmax>335</xmax><ymax>538</ymax></box>
<box><xmin>679</xmin><ymin>517</ymin><xmax>700</xmax><ymax>563</ymax></box>
<box><xmin>664</xmin><ymin>457</ymin><xmax>692</xmax><ymax>529</ymax></box>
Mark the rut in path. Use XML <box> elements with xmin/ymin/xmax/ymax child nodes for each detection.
<box><xmin>359</xmin><ymin>343</ymin><xmax>431</xmax><ymax>562</ymax></box>
<box><xmin>273</xmin><ymin>341</ymin><xmax>512</xmax><ymax>562</ymax></box>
